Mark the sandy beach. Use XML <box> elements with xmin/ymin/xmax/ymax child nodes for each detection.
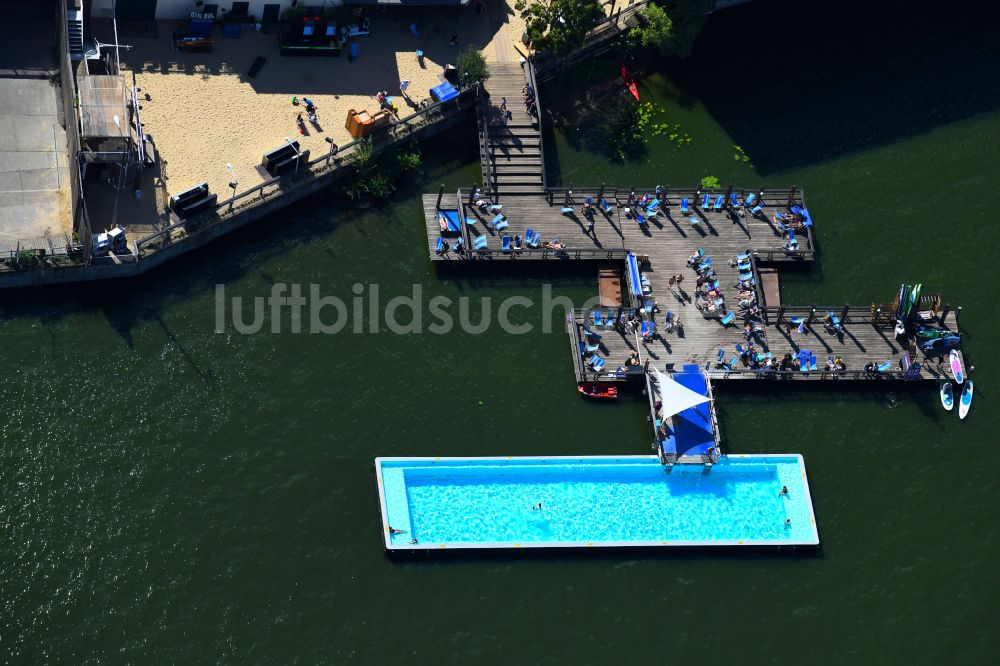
<box><xmin>107</xmin><ymin>1</ymin><xmax>532</xmax><ymax>234</ymax></box>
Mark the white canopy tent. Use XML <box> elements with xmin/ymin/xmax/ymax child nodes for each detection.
<box><xmin>653</xmin><ymin>369</ymin><xmax>710</xmax><ymax>421</ymax></box>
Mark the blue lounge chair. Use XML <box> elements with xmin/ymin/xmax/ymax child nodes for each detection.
<box><xmin>465</xmin><ymin>218</ymin><xmax>477</xmax><ymax>230</ymax></box>
<box><xmin>689</xmin><ymin>216</ymin><xmax>701</xmax><ymax>227</ymax></box>
<box><xmin>728</xmin><ymin>356</ymin><xmax>739</xmax><ymax>370</ymax></box>
<box><xmin>593</xmin><ymin>310</ymin><xmax>604</xmax><ymax>327</ymax></box>
<box><xmin>580</xmin><ymin>340</ymin><xmax>600</xmax><ymax>355</ymax></box>
<box><xmin>720</xmin><ymin>312</ymin><xmax>736</xmax><ymax>326</ymax></box>
<box><xmin>474</xmin><ymin>235</ymin><xmax>488</xmax><ymax>251</ymax></box>
<box><xmin>730</xmin><ymin>193</ymin><xmax>740</xmax><ymax>208</ymax></box>
<box><xmin>737</xmin><ymin>260</ymin><xmax>751</xmax><ymax>271</ymax></box>
<box><xmin>877</xmin><ymin>361</ymin><xmax>892</xmax><ymax>373</ymax></box>
<box><xmin>791</xmin><ymin>205</ymin><xmax>814</xmax><ymax>227</ymax></box>
<box><xmin>745</xmin><ymin>192</ymin><xmax>757</xmax><ymax>207</ymax></box>
<box><xmin>800</xmin><ymin>356</ymin><xmax>809</xmax><ymax>372</ymax></box>
<box><xmin>600</xmin><ymin>198</ymin><xmax>613</xmax><ymax>213</ymax></box>
<box><xmin>488</xmin><ymin>203</ymin><xmax>503</xmax><ymax>212</ymax></box>
<box><xmin>790</xmin><ymin>316</ymin><xmax>806</xmax><ymax>325</ymax></box>
<box><xmin>681</xmin><ymin>198</ymin><xmax>690</xmax><ymax>214</ymax></box>
<box><xmin>435</xmin><ymin>237</ymin><xmax>445</xmax><ymax>254</ymax></box>
<box><xmin>825</xmin><ymin>311</ymin><xmax>843</xmax><ymax>333</ymax></box>
<box><xmin>526</xmin><ymin>230</ymin><xmax>541</xmax><ymax>248</ymax></box>
<box><xmin>702</xmin><ymin>194</ymin><xmax>710</xmax><ymax>208</ymax></box>
<box><xmin>635</xmin><ymin>212</ymin><xmax>647</xmax><ymax>225</ymax></box>
<box><xmin>491</xmin><ymin>213</ymin><xmax>509</xmax><ymax>232</ymax></box>
<box><xmin>584</xmin><ymin>327</ymin><xmax>602</xmax><ymax>340</ymax></box>
<box><xmin>717</xmin><ymin>349</ymin><xmax>726</xmax><ymax>364</ymax></box>
<box><xmin>590</xmin><ymin>356</ymin><xmax>606</xmax><ymax>372</ymax></box>
<box><xmin>787</xmin><ymin>229</ymin><xmax>798</xmax><ymax>245</ymax></box>
<box><xmin>774</xmin><ymin>212</ymin><xmax>788</xmax><ymax>232</ymax></box>
<box><xmin>735</xmin><ymin>251</ymin><xmax>751</xmax><ymax>262</ymax></box>
<box><xmin>640</xmin><ymin>321</ymin><xmax>651</xmax><ymax>336</ymax></box>
<box><xmin>739</xmin><ymin>272</ymin><xmax>753</xmax><ymax>282</ymax></box>
<box><xmin>451</xmin><ymin>238</ymin><xmax>464</xmax><ymax>252</ymax></box>
<box><xmin>810</xmin><ymin>355</ymin><xmax>818</xmax><ymax>371</ymax></box>
<box><xmin>713</xmin><ymin>195</ymin><xmax>723</xmax><ymax>211</ymax></box>
<box><xmin>561</xmin><ymin>206</ymin><xmax>573</xmax><ymax>214</ymax></box>
<box><xmin>751</xmin><ymin>204</ymin><xmax>764</xmax><ymax>216</ymax></box>
<box><xmin>501</xmin><ymin>235</ymin><xmax>512</xmax><ymax>253</ymax></box>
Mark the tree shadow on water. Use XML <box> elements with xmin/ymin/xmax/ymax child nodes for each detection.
<box><xmin>673</xmin><ymin>0</ymin><xmax>1000</xmax><ymax>175</ymax></box>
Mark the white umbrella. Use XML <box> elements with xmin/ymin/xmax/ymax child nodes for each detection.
<box><xmin>653</xmin><ymin>369</ymin><xmax>709</xmax><ymax>421</ymax></box>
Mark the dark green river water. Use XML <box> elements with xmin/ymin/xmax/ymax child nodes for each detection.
<box><xmin>2</xmin><ymin>2</ymin><xmax>998</xmax><ymax>663</ymax></box>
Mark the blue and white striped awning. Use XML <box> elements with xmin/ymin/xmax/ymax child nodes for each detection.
<box><xmin>626</xmin><ymin>253</ymin><xmax>642</xmax><ymax>297</ymax></box>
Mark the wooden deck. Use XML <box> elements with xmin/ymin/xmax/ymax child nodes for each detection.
<box><xmin>424</xmin><ymin>186</ymin><xmax>962</xmax><ymax>384</ymax></box>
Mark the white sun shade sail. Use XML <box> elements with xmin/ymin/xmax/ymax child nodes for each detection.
<box><xmin>653</xmin><ymin>369</ymin><xmax>710</xmax><ymax>420</ymax></box>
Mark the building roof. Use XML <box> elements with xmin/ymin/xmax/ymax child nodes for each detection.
<box><xmin>78</xmin><ymin>74</ymin><xmax>129</xmax><ymax>139</ymax></box>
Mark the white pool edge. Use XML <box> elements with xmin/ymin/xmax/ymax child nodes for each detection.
<box><xmin>374</xmin><ymin>454</ymin><xmax>820</xmax><ymax>550</ymax></box>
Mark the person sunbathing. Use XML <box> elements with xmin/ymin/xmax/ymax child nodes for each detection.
<box><xmin>543</xmin><ymin>240</ymin><xmax>565</xmax><ymax>250</ymax></box>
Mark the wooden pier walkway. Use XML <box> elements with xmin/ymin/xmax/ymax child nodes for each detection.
<box><xmin>476</xmin><ymin>62</ymin><xmax>546</xmax><ymax>195</ymax></box>
<box><xmin>424</xmin><ymin>185</ymin><xmax>962</xmax><ymax>386</ymax></box>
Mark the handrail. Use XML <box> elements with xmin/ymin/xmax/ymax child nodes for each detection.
<box><xmin>524</xmin><ymin>58</ymin><xmax>547</xmax><ymax>191</ymax></box>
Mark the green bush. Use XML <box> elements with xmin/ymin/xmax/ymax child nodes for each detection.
<box><xmin>457</xmin><ymin>48</ymin><xmax>490</xmax><ymax>87</ymax></box>
<box><xmin>700</xmin><ymin>175</ymin><xmax>720</xmax><ymax>189</ymax></box>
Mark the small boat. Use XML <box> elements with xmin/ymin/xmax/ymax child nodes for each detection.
<box><xmin>959</xmin><ymin>380</ymin><xmax>973</xmax><ymax>420</ymax></box>
<box><xmin>919</xmin><ymin>335</ymin><xmax>960</xmax><ymax>353</ymax></box>
<box><xmin>949</xmin><ymin>349</ymin><xmax>965</xmax><ymax>384</ymax></box>
<box><xmin>578</xmin><ymin>382</ymin><xmax>619</xmax><ymax>400</ymax></box>
<box><xmin>940</xmin><ymin>381</ymin><xmax>954</xmax><ymax>411</ymax></box>
<box><xmin>620</xmin><ymin>64</ymin><xmax>639</xmax><ymax>101</ymax></box>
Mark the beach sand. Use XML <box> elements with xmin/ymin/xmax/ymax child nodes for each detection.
<box><xmin>112</xmin><ymin>2</ymin><xmax>532</xmax><ymax>232</ymax></box>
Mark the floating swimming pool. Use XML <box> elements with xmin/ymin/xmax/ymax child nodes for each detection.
<box><xmin>376</xmin><ymin>455</ymin><xmax>819</xmax><ymax>549</ymax></box>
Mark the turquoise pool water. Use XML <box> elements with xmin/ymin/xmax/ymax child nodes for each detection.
<box><xmin>377</xmin><ymin>456</ymin><xmax>818</xmax><ymax>548</ymax></box>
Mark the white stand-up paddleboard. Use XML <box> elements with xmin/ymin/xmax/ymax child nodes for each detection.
<box><xmin>959</xmin><ymin>380</ymin><xmax>973</xmax><ymax>420</ymax></box>
<box><xmin>940</xmin><ymin>381</ymin><xmax>954</xmax><ymax>411</ymax></box>
<box><xmin>949</xmin><ymin>350</ymin><xmax>965</xmax><ymax>384</ymax></box>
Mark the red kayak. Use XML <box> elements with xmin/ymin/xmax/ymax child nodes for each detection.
<box><xmin>620</xmin><ymin>64</ymin><xmax>639</xmax><ymax>101</ymax></box>
<box><xmin>578</xmin><ymin>382</ymin><xmax>619</xmax><ymax>400</ymax></box>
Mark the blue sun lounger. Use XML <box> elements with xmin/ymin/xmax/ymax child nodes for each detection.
<box><xmin>689</xmin><ymin>216</ymin><xmax>701</xmax><ymax>227</ymax></box>
<box><xmin>825</xmin><ymin>311</ymin><xmax>843</xmax><ymax>332</ymax></box>
<box><xmin>681</xmin><ymin>198</ymin><xmax>690</xmax><ymax>214</ymax></box>
<box><xmin>635</xmin><ymin>212</ymin><xmax>647</xmax><ymax>225</ymax></box>
<box><xmin>435</xmin><ymin>237</ymin><xmax>445</xmax><ymax>254</ymax></box>
<box><xmin>600</xmin><ymin>198</ymin><xmax>613</xmax><ymax>213</ymax></box>
<box><xmin>730</xmin><ymin>193</ymin><xmax>740</xmax><ymax>208</ymax></box>
<box><xmin>717</xmin><ymin>349</ymin><xmax>726</xmax><ymax>364</ymax></box>
<box><xmin>491</xmin><ymin>213</ymin><xmax>509</xmax><ymax>232</ymax></box>
<box><xmin>593</xmin><ymin>310</ymin><xmax>604</xmax><ymax>327</ymax></box>
<box><xmin>584</xmin><ymin>327</ymin><xmax>602</xmax><ymax>340</ymax></box>
<box><xmin>720</xmin><ymin>311</ymin><xmax>736</xmax><ymax>326</ymax></box>
<box><xmin>791</xmin><ymin>205</ymin><xmax>814</xmax><ymax>227</ymax></box>
<box><xmin>787</xmin><ymin>229</ymin><xmax>798</xmax><ymax>246</ymax></box>
<box><xmin>590</xmin><ymin>356</ymin><xmax>606</xmax><ymax>372</ymax></box>
<box><xmin>525</xmin><ymin>228</ymin><xmax>541</xmax><ymax>247</ymax></box>
<box><xmin>580</xmin><ymin>340</ymin><xmax>600</xmax><ymax>355</ymax></box>
<box><xmin>646</xmin><ymin>199</ymin><xmax>661</xmax><ymax>214</ymax></box>
<box><xmin>774</xmin><ymin>212</ymin><xmax>788</xmax><ymax>232</ymax></box>
<box><xmin>737</xmin><ymin>260</ymin><xmax>751</xmax><ymax>271</ymax></box>
<box><xmin>474</xmin><ymin>235</ymin><xmax>488</xmax><ymax>251</ymax></box>
<box><xmin>501</xmin><ymin>235</ymin><xmax>512</xmax><ymax>253</ymax></box>
<box><xmin>745</xmin><ymin>192</ymin><xmax>757</xmax><ymax>207</ymax></box>
<box><xmin>713</xmin><ymin>195</ymin><xmax>723</xmax><ymax>211</ymax></box>
<box><xmin>728</xmin><ymin>356</ymin><xmax>739</xmax><ymax>370</ymax></box>
<box><xmin>640</xmin><ymin>321</ymin><xmax>651</xmax><ymax>337</ymax></box>
<box><xmin>735</xmin><ymin>251</ymin><xmax>751</xmax><ymax>262</ymax></box>
<box><xmin>810</xmin><ymin>355</ymin><xmax>818</xmax><ymax>371</ymax></box>
<box><xmin>877</xmin><ymin>361</ymin><xmax>893</xmax><ymax>373</ymax></box>
<box><xmin>561</xmin><ymin>206</ymin><xmax>574</xmax><ymax>214</ymax></box>
<box><xmin>465</xmin><ymin>217</ymin><xmax>476</xmax><ymax>228</ymax></box>
<box><xmin>451</xmin><ymin>238</ymin><xmax>464</xmax><ymax>252</ymax></box>
<box><xmin>750</xmin><ymin>204</ymin><xmax>764</xmax><ymax>216</ymax></box>
<box><xmin>739</xmin><ymin>271</ymin><xmax>753</xmax><ymax>282</ymax></box>
<box><xmin>800</xmin><ymin>356</ymin><xmax>809</xmax><ymax>372</ymax></box>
